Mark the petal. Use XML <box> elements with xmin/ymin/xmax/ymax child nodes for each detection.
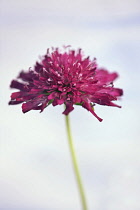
<box><xmin>34</xmin><ymin>62</ymin><xmax>43</xmax><ymax>73</ymax></box>
<box><xmin>63</xmin><ymin>103</ymin><xmax>74</xmax><ymax>115</ymax></box>
<box><xmin>9</xmin><ymin>100</ymin><xmax>23</xmax><ymax>105</ymax></box>
<box><xmin>52</xmin><ymin>98</ymin><xmax>64</xmax><ymax>106</ymax></box>
<box><xmin>10</xmin><ymin>92</ymin><xmax>23</xmax><ymax>99</ymax></box>
<box><xmin>48</xmin><ymin>92</ymin><xmax>55</xmax><ymax>100</ymax></box>
<box><xmin>10</xmin><ymin>80</ymin><xmax>28</xmax><ymax>91</ymax></box>
<box><xmin>82</xmin><ymin>102</ymin><xmax>103</xmax><ymax>122</ymax></box>
<box><xmin>22</xmin><ymin>100</ymin><xmax>41</xmax><ymax>113</ymax></box>
<box><xmin>106</xmin><ymin>101</ymin><xmax>122</xmax><ymax>108</ymax></box>
<box><xmin>98</xmin><ymin>87</ymin><xmax>123</xmax><ymax>97</ymax></box>
<box><xmin>95</xmin><ymin>69</ymin><xmax>118</xmax><ymax>84</ymax></box>
<box><xmin>90</xmin><ymin>92</ymin><xmax>122</xmax><ymax>107</ymax></box>
<box><xmin>18</xmin><ymin>70</ymin><xmax>38</xmax><ymax>82</ymax></box>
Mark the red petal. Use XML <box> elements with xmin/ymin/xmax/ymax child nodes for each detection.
<box><xmin>82</xmin><ymin>102</ymin><xmax>103</xmax><ymax>122</ymax></box>
<box><xmin>63</xmin><ymin>103</ymin><xmax>74</xmax><ymax>115</ymax></box>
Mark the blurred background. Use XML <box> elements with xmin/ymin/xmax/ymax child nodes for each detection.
<box><xmin>0</xmin><ymin>0</ymin><xmax>140</xmax><ymax>209</ymax></box>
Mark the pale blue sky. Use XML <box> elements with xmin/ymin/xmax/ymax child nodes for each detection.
<box><xmin>0</xmin><ymin>0</ymin><xmax>140</xmax><ymax>209</ymax></box>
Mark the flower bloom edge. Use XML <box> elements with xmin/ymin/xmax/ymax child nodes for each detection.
<box><xmin>9</xmin><ymin>47</ymin><xmax>123</xmax><ymax>121</ymax></box>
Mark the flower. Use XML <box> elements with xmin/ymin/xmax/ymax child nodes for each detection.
<box><xmin>9</xmin><ymin>47</ymin><xmax>123</xmax><ymax>121</ymax></box>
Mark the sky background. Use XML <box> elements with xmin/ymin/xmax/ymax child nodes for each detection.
<box><xmin>0</xmin><ymin>0</ymin><xmax>140</xmax><ymax>209</ymax></box>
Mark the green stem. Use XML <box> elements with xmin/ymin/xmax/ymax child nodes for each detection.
<box><xmin>65</xmin><ymin>114</ymin><xmax>88</xmax><ymax>210</ymax></box>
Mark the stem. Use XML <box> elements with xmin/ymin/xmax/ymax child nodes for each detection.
<box><xmin>65</xmin><ymin>114</ymin><xmax>88</xmax><ymax>210</ymax></box>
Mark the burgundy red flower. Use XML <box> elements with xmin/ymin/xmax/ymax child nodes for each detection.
<box><xmin>9</xmin><ymin>47</ymin><xmax>123</xmax><ymax>121</ymax></box>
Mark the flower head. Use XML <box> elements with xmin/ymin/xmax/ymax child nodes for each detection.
<box><xmin>9</xmin><ymin>47</ymin><xmax>123</xmax><ymax>121</ymax></box>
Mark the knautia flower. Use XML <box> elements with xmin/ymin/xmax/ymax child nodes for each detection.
<box><xmin>9</xmin><ymin>47</ymin><xmax>123</xmax><ymax>121</ymax></box>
